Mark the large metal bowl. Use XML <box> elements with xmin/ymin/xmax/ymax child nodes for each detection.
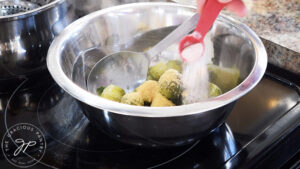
<box><xmin>47</xmin><ymin>2</ymin><xmax>267</xmax><ymax>147</ymax></box>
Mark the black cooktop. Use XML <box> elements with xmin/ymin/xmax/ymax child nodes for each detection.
<box><xmin>0</xmin><ymin>66</ymin><xmax>299</xmax><ymax>169</ymax></box>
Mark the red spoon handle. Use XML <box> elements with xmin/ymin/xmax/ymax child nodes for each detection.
<box><xmin>193</xmin><ymin>0</ymin><xmax>227</xmax><ymax>42</ymax></box>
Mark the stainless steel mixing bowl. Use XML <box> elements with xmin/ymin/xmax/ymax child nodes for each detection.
<box><xmin>0</xmin><ymin>0</ymin><xmax>76</xmax><ymax>82</ymax></box>
<box><xmin>47</xmin><ymin>2</ymin><xmax>267</xmax><ymax>147</ymax></box>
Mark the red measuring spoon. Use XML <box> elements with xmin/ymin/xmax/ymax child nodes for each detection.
<box><xmin>179</xmin><ymin>0</ymin><xmax>231</xmax><ymax>62</ymax></box>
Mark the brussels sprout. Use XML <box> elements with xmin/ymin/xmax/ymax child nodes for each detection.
<box><xmin>100</xmin><ymin>85</ymin><xmax>125</xmax><ymax>102</ymax></box>
<box><xmin>148</xmin><ymin>62</ymin><xmax>169</xmax><ymax>81</ymax></box>
<box><xmin>208</xmin><ymin>64</ymin><xmax>240</xmax><ymax>92</ymax></box>
<box><xmin>158</xmin><ymin>69</ymin><xmax>183</xmax><ymax>102</ymax></box>
<box><xmin>180</xmin><ymin>90</ymin><xmax>188</xmax><ymax>105</ymax></box>
<box><xmin>181</xmin><ymin>83</ymin><xmax>222</xmax><ymax>104</ymax></box>
<box><xmin>146</xmin><ymin>72</ymin><xmax>155</xmax><ymax>80</ymax></box>
<box><xmin>136</xmin><ymin>80</ymin><xmax>159</xmax><ymax>103</ymax></box>
<box><xmin>166</xmin><ymin>60</ymin><xmax>182</xmax><ymax>73</ymax></box>
<box><xmin>96</xmin><ymin>86</ymin><xmax>105</xmax><ymax>96</ymax></box>
<box><xmin>121</xmin><ymin>92</ymin><xmax>144</xmax><ymax>106</ymax></box>
<box><xmin>151</xmin><ymin>93</ymin><xmax>175</xmax><ymax>107</ymax></box>
<box><xmin>209</xmin><ymin>83</ymin><xmax>222</xmax><ymax>98</ymax></box>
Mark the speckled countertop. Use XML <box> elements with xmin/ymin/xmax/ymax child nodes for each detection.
<box><xmin>222</xmin><ymin>0</ymin><xmax>300</xmax><ymax>74</ymax></box>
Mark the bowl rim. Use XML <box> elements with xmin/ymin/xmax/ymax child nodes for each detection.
<box><xmin>47</xmin><ymin>2</ymin><xmax>268</xmax><ymax>117</ymax></box>
<box><xmin>0</xmin><ymin>0</ymin><xmax>65</xmax><ymax>21</ymax></box>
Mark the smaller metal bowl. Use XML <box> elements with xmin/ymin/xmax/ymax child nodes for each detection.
<box><xmin>47</xmin><ymin>3</ymin><xmax>267</xmax><ymax>147</ymax></box>
<box><xmin>0</xmin><ymin>0</ymin><xmax>76</xmax><ymax>92</ymax></box>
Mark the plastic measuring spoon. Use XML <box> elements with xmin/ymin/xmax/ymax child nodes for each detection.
<box><xmin>179</xmin><ymin>0</ymin><xmax>231</xmax><ymax>62</ymax></box>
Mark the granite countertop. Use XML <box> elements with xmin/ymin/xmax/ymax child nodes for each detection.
<box><xmin>223</xmin><ymin>0</ymin><xmax>300</xmax><ymax>74</ymax></box>
<box><xmin>231</xmin><ymin>0</ymin><xmax>299</xmax><ymax>53</ymax></box>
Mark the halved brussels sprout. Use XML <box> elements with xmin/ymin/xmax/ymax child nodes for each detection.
<box><xmin>136</xmin><ymin>80</ymin><xmax>159</xmax><ymax>103</ymax></box>
<box><xmin>100</xmin><ymin>85</ymin><xmax>125</xmax><ymax>102</ymax></box>
<box><xmin>121</xmin><ymin>92</ymin><xmax>144</xmax><ymax>106</ymax></box>
<box><xmin>209</xmin><ymin>83</ymin><xmax>222</xmax><ymax>98</ymax></box>
<box><xmin>166</xmin><ymin>60</ymin><xmax>182</xmax><ymax>73</ymax></box>
<box><xmin>148</xmin><ymin>62</ymin><xmax>168</xmax><ymax>81</ymax></box>
<box><xmin>151</xmin><ymin>93</ymin><xmax>175</xmax><ymax>107</ymax></box>
<box><xmin>208</xmin><ymin>64</ymin><xmax>240</xmax><ymax>92</ymax></box>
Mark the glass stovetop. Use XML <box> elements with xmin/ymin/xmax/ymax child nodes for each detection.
<box><xmin>0</xmin><ymin>69</ymin><xmax>299</xmax><ymax>169</ymax></box>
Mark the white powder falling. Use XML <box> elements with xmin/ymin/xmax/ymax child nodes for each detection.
<box><xmin>181</xmin><ymin>43</ymin><xmax>204</xmax><ymax>62</ymax></box>
<box><xmin>182</xmin><ymin>35</ymin><xmax>213</xmax><ymax>104</ymax></box>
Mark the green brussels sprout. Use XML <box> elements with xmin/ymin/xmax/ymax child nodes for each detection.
<box><xmin>100</xmin><ymin>85</ymin><xmax>125</xmax><ymax>102</ymax></box>
<box><xmin>166</xmin><ymin>60</ymin><xmax>182</xmax><ymax>73</ymax></box>
<box><xmin>158</xmin><ymin>69</ymin><xmax>183</xmax><ymax>102</ymax></box>
<box><xmin>136</xmin><ymin>80</ymin><xmax>159</xmax><ymax>103</ymax></box>
<box><xmin>208</xmin><ymin>64</ymin><xmax>240</xmax><ymax>92</ymax></box>
<box><xmin>209</xmin><ymin>83</ymin><xmax>222</xmax><ymax>98</ymax></box>
<box><xmin>121</xmin><ymin>92</ymin><xmax>144</xmax><ymax>106</ymax></box>
<box><xmin>96</xmin><ymin>86</ymin><xmax>105</xmax><ymax>96</ymax></box>
<box><xmin>151</xmin><ymin>93</ymin><xmax>175</xmax><ymax>107</ymax></box>
<box><xmin>148</xmin><ymin>62</ymin><xmax>168</xmax><ymax>81</ymax></box>
<box><xmin>146</xmin><ymin>72</ymin><xmax>155</xmax><ymax>80</ymax></box>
